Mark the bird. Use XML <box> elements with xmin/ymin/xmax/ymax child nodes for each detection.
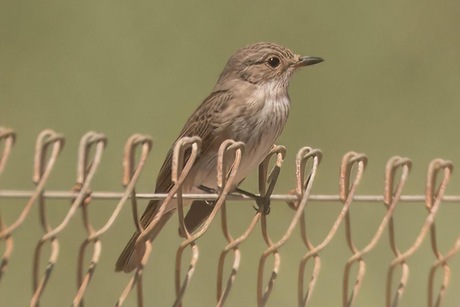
<box><xmin>115</xmin><ymin>42</ymin><xmax>323</xmax><ymax>272</ymax></box>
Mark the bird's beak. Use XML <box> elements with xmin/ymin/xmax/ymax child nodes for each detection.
<box><xmin>295</xmin><ymin>56</ymin><xmax>324</xmax><ymax>67</ymax></box>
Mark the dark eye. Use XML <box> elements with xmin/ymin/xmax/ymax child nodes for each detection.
<box><xmin>267</xmin><ymin>56</ymin><xmax>280</xmax><ymax>68</ymax></box>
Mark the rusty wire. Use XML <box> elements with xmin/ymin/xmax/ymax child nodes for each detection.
<box><xmin>175</xmin><ymin>140</ymin><xmax>245</xmax><ymax>307</ymax></box>
<box><xmin>342</xmin><ymin>156</ymin><xmax>411</xmax><ymax>307</ymax></box>
<box><xmin>74</xmin><ymin>134</ymin><xmax>152</xmax><ymax>307</ymax></box>
<box><xmin>216</xmin><ymin>145</ymin><xmax>286</xmax><ymax>306</ymax></box>
<box><xmin>1</xmin><ymin>128</ymin><xmax>460</xmax><ymax>307</ymax></box>
<box><xmin>32</xmin><ymin>131</ymin><xmax>106</xmax><ymax>307</ymax></box>
<box><xmin>386</xmin><ymin>159</ymin><xmax>454</xmax><ymax>307</ymax></box>
<box><xmin>0</xmin><ymin>127</ymin><xmax>16</xmax><ymax>280</ymax></box>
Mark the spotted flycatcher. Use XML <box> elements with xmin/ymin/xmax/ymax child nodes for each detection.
<box><xmin>116</xmin><ymin>42</ymin><xmax>323</xmax><ymax>272</ymax></box>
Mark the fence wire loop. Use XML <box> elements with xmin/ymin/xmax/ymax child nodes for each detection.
<box><xmin>258</xmin><ymin>145</ymin><xmax>287</xmax><ymax>240</ymax></box>
<box><xmin>257</xmin><ymin>147</ymin><xmax>321</xmax><ymax>307</ymax></box>
<box><xmin>113</xmin><ymin>135</ymin><xmax>153</xmax><ymax>307</ymax></box>
<box><xmin>170</xmin><ymin>137</ymin><xmax>203</xmax><ymax>289</ymax></box>
<box><xmin>288</xmin><ymin>147</ymin><xmax>323</xmax><ymax>211</ymax></box>
<box><xmin>126</xmin><ymin>135</ymin><xmax>155</xmax><ymax>238</ymax></box>
<box><xmin>137</xmin><ymin>136</ymin><xmax>201</xmax><ymax>241</ymax></box>
<box><xmin>384</xmin><ymin>157</ymin><xmax>413</xmax><ymax>206</ymax></box>
<box><xmin>122</xmin><ymin>134</ymin><xmax>153</xmax><ymax>186</ymax></box>
<box><xmin>29</xmin><ymin>130</ymin><xmax>65</xmax><ymax>306</ymax></box>
<box><xmin>426</xmin><ymin>160</ymin><xmax>455</xmax><ymax>307</ymax></box>
<box><xmin>31</xmin><ymin>131</ymin><xmax>106</xmax><ymax>307</ymax></box>
<box><xmin>257</xmin><ymin>146</ymin><xmax>287</xmax><ymax>307</ymax></box>
<box><xmin>0</xmin><ymin>127</ymin><xmax>16</xmax><ymax>174</ymax></box>
<box><xmin>74</xmin><ymin>134</ymin><xmax>152</xmax><ymax>307</ymax></box>
<box><xmin>1</xmin><ymin>129</ymin><xmax>65</xmax><ymax>293</ymax></box>
<box><xmin>174</xmin><ymin>139</ymin><xmax>244</xmax><ymax>307</ymax></box>
<box><xmin>297</xmin><ymin>151</ymin><xmax>366</xmax><ymax>307</ymax></box>
<box><xmin>343</xmin><ymin>156</ymin><xmax>411</xmax><ymax>307</ymax></box>
<box><xmin>339</xmin><ymin>152</ymin><xmax>368</xmax><ymax>202</ymax></box>
<box><xmin>257</xmin><ymin>145</ymin><xmax>286</xmax><ymax>214</ymax></box>
<box><xmin>0</xmin><ymin>127</ymin><xmax>16</xmax><ymax>280</ymax></box>
<box><xmin>286</xmin><ymin>147</ymin><xmax>323</xmax><ymax>307</ymax></box>
<box><xmin>76</xmin><ymin>132</ymin><xmax>107</xmax><ymax>186</ymax></box>
<box><xmin>425</xmin><ymin>159</ymin><xmax>453</xmax><ymax>211</ymax></box>
<box><xmin>428</xmin><ymin>236</ymin><xmax>460</xmax><ymax>307</ymax></box>
<box><xmin>75</xmin><ymin>131</ymin><xmax>108</xmax><ymax>209</ymax></box>
<box><xmin>386</xmin><ymin>158</ymin><xmax>453</xmax><ymax>307</ymax></box>
<box><xmin>2</xmin><ymin>129</ymin><xmax>460</xmax><ymax>307</ymax></box>
<box><xmin>118</xmin><ymin>137</ymin><xmax>201</xmax><ymax>307</ymax></box>
<box><xmin>216</xmin><ymin>144</ymin><xmax>281</xmax><ymax>306</ymax></box>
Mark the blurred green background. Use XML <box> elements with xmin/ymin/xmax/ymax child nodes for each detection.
<box><xmin>1</xmin><ymin>0</ymin><xmax>460</xmax><ymax>306</ymax></box>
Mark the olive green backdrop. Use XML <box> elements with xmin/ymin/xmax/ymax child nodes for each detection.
<box><xmin>1</xmin><ymin>0</ymin><xmax>460</xmax><ymax>306</ymax></box>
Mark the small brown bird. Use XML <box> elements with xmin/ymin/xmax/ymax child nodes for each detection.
<box><xmin>116</xmin><ymin>42</ymin><xmax>323</xmax><ymax>272</ymax></box>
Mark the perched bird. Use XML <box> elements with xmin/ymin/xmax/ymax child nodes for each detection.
<box><xmin>116</xmin><ymin>42</ymin><xmax>323</xmax><ymax>272</ymax></box>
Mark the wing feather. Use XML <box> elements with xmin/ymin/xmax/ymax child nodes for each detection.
<box><xmin>154</xmin><ymin>89</ymin><xmax>234</xmax><ymax>194</ymax></box>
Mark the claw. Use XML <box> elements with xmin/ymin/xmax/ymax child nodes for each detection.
<box><xmin>234</xmin><ymin>187</ymin><xmax>271</xmax><ymax>214</ymax></box>
<box><xmin>204</xmin><ymin>186</ymin><xmax>271</xmax><ymax>215</ymax></box>
<box><xmin>243</xmin><ymin>192</ymin><xmax>269</xmax><ymax>215</ymax></box>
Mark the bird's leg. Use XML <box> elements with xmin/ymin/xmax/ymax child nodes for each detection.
<box><xmin>198</xmin><ymin>185</ymin><xmax>270</xmax><ymax>214</ymax></box>
<box><xmin>233</xmin><ymin>187</ymin><xmax>270</xmax><ymax>215</ymax></box>
<box><xmin>197</xmin><ymin>184</ymin><xmax>218</xmax><ymax>194</ymax></box>
<box><xmin>197</xmin><ymin>185</ymin><xmax>218</xmax><ymax>206</ymax></box>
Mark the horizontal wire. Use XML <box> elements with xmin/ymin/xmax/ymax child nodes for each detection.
<box><xmin>1</xmin><ymin>189</ymin><xmax>460</xmax><ymax>203</ymax></box>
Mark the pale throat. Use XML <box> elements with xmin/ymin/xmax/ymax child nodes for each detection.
<box><xmin>256</xmin><ymin>79</ymin><xmax>289</xmax><ymax>101</ymax></box>
<box><xmin>227</xmin><ymin>80</ymin><xmax>290</xmax><ymax>187</ymax></box>
<box><xmin>242</xmin><ymin>79</ymin><xmax>290</xmax><ymax>147</ymax></box>
<box><xmin>250</xmin><ymin>80</ymin><xmax>290</xmax><ymax>119</ymax></box>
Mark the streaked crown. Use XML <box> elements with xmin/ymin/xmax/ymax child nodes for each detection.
<box><xmin>217</xmin><ymin>42</ymin><xmax>323</xmax><ymax>87</ymax></box>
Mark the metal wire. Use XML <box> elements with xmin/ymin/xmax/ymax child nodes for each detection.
<box><xmin>1</xmin><ymin>127</ymin><xmax>460</xmax><ymax>307</ymax></box>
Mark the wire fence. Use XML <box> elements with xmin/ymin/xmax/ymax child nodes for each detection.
<box><xmin>0</xmin><ymin>127</ymin><xmax>459</xmax><ymax>307</ymax></box>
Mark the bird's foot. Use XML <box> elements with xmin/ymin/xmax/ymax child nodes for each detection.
<box><xmin>197</xmin><ymin>185</ymin><xmax>219</xmax><ymax>206</ymax></box>
<box><xmin>233</xmin><ymin>187</ymin><xmax>270</xmax><ymax>215</ymax></box>
<box><xmin>198</xmin><ymin>185</ymin><xmax>270</xmax><ymax>214</ymax></box>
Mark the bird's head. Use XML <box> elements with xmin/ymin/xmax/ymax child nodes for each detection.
<box><xmin>217</xmin><ymin>42</ymin><xmax>323</xmax><ymax>88</ymax></box>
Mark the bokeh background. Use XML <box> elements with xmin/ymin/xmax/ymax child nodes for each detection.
<box><xmin>1</xmin><ymin>0</ymin><xmax>460</xmax><ymax>306</ymax></box>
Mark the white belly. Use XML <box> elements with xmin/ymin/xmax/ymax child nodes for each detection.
<box><xmin>189</xmin><ymin>93</ymin><xmax>289</xmax><ymax>194</ymax></box>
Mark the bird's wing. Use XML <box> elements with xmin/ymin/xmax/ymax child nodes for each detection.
<box><xmin>139</xmin><ymin>89</ymin><xmax>235</xmax><ymax>227</ymax></box>
<box><xmin>116</xmin><ymin>88</ymin><xmax>252</xmax><ymax>272</ymax></box>
<box><xmin>181</xmin><ymin>200</ymin><xmax>215</xmax><ymax>235</ymax></box>
<box><xmin>154</xmin><ymin>89</ymin><xmax>234</xmax><ymax>194</ymax></box>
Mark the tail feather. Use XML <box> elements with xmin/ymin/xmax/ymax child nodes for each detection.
<box><xmin>115</xmin><ymin>201</ymin><xmax>174</xmax><ymax>273</ymax></box>
<box><xmin>115</xmin><ymin>231</ymin><xmax>140</xmax><ymax>272</ymax></box>
<box><xmin>180</xmin><ymin>200</ymin><xmax>215</xmax><ymax>237</ymax></box>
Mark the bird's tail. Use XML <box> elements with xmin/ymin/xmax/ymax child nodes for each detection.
<box><xmin>115</xmin><ymin>201</ymin><xmax>174</xmax><ymax>273</ymax></box>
